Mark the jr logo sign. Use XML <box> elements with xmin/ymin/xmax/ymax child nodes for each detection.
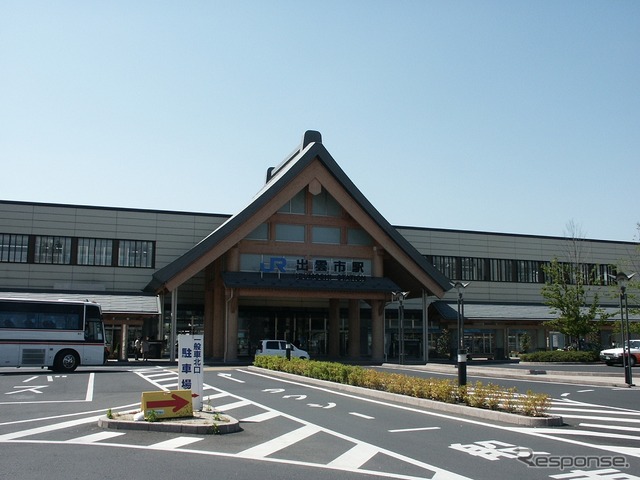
<box><xmin>260</xmin><ymin>257</ymin><xmax>287</xmax><ymax>273</ymax></box>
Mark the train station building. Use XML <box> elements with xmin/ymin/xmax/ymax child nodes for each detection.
<box><xmin>0</xmin><ymin>131</ymin><xmax>637</xmax><ymax>362</ymax></box>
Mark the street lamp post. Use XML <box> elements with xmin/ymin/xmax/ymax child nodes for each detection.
<box><xmin>452</xmin><ymin>281</ymin><xmax>470</xmax><ymax>386</ymax></box>
<box><xmin>616</xmin><ymin>272</ymin><xmax>636</xmax><ymax>387</ymax></box>
<box><xmin>392</xmin><ymin>291</ymin><xmax>409</xmax><ymax>365</ymax></box>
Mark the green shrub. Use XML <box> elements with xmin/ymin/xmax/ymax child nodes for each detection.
<box><xmin>252</xmin><ymin>356</ymin><xmax>550</xmax><ymax>417</ymax></box>
<box><xmin>519</xmin><ymin>350</ymin><xmax>599</xmax><ymax>362</ymax></box>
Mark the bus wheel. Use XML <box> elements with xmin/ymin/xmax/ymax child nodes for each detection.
<box><xmin>54</xmin><ymin>350</ymin><xmax>80</xmax><ymax>373</ymax></box>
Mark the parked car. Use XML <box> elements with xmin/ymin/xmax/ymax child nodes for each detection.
<box><xmin>600</xmin><ymin>340</ymin><xmax>640</xmax><ymax>366</ymax></box>
<box><xmin>254</xmin><ymin>340</ymin><xmax>310</xmax><ymax>359</ymax></box>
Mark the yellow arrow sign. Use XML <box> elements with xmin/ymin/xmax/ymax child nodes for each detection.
<box><xmin>141</xmin><ymin>389</ymin><xmax>193</xmax><ymax>419</ymax></box>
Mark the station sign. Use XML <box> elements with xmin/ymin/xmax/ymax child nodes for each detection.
<box><xmin>141</xmin><ymin>389</ymin><xmax>193</xmax><ymax>419</ymax></box>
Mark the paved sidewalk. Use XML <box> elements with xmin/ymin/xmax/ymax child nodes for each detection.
<box><xmin>382</xmin><ymin>362</ymin><xmax>634</xmax><ymax>388</ymax></box>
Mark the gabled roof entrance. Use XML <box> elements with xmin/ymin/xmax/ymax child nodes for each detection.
<box><xmin>147</xmin><ymin>131</ymin><xmax>451</xmax><ymax>300</ymax></box>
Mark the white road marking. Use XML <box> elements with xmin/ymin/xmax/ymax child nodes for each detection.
<box><xmin>238</xmin><ymin>424</ymin><xmax>321</xmax><ymax>458</ymax></box>
<box><xmin>67</xmin><ymin>431</ymin><xmax>125</xmax><ymax>443</ymax></box>
<box><xmin>149</xmin><ymin>436</ymin><xmax>204</xmax><ymax>450</ymax></box>
<box><xmin>349</xmin><ymin>412</ymin><xmax>374</xmax><ymax>419</ymax></box>
<box><xmin>0</xmin><ymin>414</ymin><xmax>103</xmax><ymax>441</ymax></box>
<box><xmin>579</xmin><ymin>423</ymin><xmax>640</xmax><ymax>432</ymax></box>
<box><xmin>218</xmin><ymin>373</ymin><xmax>245</xmax><ymax>383</ymax></box>
<box><xmin>23</xmin><ymin>376</ymin><xmax>38</xmax><ymax>383</ymax></box>
<box><xmin>577</xmin><ymin>389</ymin><xmax>594</xmax><ymax>393</ymax></box>
<box><xmin>327</xmin><ymin>442</ymin><xmax>379</xmax><ymax>469</ymax></box>
<box><xmin>559</xmin><ymin>414</ymin><xmax>640</xmax><ymax>423</ymax></box>
<box><xmin>85</xmin><ymin>372</ymin><xmax>95</xmax><ymax>402</ymax></box>
<box><xmin>241</xmin><ymin>410</ymin><xmax>281</xmax><ymax>422</ymax></box>
<box><xmin>389</xmin><ymin>427</ymin><xmax>441</xmax><ymax>433</ymax></box>
<box><xmin>214</xmin><ymin>399</ymin><xmax>251</xmax><ymax>411</ymax></box>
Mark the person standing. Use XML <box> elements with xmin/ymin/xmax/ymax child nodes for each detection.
<box><xmin>134</xmin><ymin>337</ymin><xmax>141</xmax><ymax>361</ymax></box>
<box><xmin>142</xmin><ymin>336</ymin><xmax>150</xmax><ymax>361</ymax></box>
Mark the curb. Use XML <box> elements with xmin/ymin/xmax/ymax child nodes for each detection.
<box><xmin>383</xmin><ymin>363</ymin><xmax>629</xmax><ymax>387</ymax></box>
<box><xmin>98</xmin><ymin>412</ymin><xmax>241</xmax><ymax>435</ymax></box>
<box><xmin>248</xmin><ymin>366</ymin><xmax>563</xmax><ymax>427</ymax></box>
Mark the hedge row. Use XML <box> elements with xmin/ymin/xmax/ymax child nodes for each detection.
<box><xmin>253</xmin><ymin>356</ymin><xmax>551</xmax><ymax>417</ymax></box>
<box><xmin>519</xmin><ymin>350</ymin><xmax>599</xmax><ymax>362</ymax></box>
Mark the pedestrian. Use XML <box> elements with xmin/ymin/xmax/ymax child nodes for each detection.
<box><xmin>134</xmin><ymin>337</ymin><xmax>141</xmax><ymax>361</ymax></box>
<box><xmin>142</xmin><ymin>336</ymin><xmax>150</xmax><ymax>361</ymax></box>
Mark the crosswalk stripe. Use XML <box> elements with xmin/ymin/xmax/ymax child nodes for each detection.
<box><xmin>66</xmin><ymin>431</ymin><xmax>125</xmax><ymax>443</ymax></box>
<box><xmin>327</xmin><ymin>442</ymin><xmax>379</xmax><ymax>469</ymax></box>
<box><xmin>238</xmin><ymin>424</ymin><xmax>321</xmax><ymax>458</ymax></box>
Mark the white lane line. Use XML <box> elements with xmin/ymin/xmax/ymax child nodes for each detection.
<box><xmin>203</xmin><ymin>392</ymin><xmax>228</xmax><ymax>401</ymax></box>
<box><xmin>23</xmin><ymin>376</ymin><xmax>38</xmax><ymax>383</ymax></box>
<box><xmin>559</xmin><ymin>414</ymin><xmax>640</xmax><ymax>423</ymax></box>
<box><xmin>327</xmin><ymin>442</ymin><xmax>379</xmax><ymax>469</ymax></box>
<box><xmin>67</xmin><ymin>431</ymin><xmax>125</xmax><ymax>443</ymax></box>
<box><xmin>577</xmin><ymin>389</ymin><xmax>594</xmax><ymax>393</ymax></box>
<box><xmin>160</xmin><ymin>382</ymin><xmax>179</xmax><ymax>389</ymax></box>
<box><xmin>241</xmin><ymin>410</ymin><xmax>281</xmax><ymax>423</ymax></box>
<box><xmin>389</xmin><ymin>427</ymin><xmax>441</xmax><ymax>433</ymax></box>
<box><xmin>238</xmin><ymin>424</ymin><xmax>321</xmax><ymax>458</ymax></box>
<box><xmin>579</xmin><ymin>423</ymin><xmax>640</xmax><ymax>432</ymax></box>
<box><xmin>149</xmin><ymin>436</ymin><xmax>204</xmax><ymax>450</ymax></box>
<box><xmin>548</xmin><ymin>406</ymin><xmax>640</xmax><ymax>415</ymax></box>
<box><xmin>214</xmin><ymin>399</ymin><xmax>251</xmax><ymax>411</ymax></box>
<box><xmin>85</xmin><ymin>373</ymin><xmax>95</xmax><ymax>402</ymax></box>
<box><xmin>0</xmin><ymin>415</ymin><xmax>103</xmax><ymax>441</ymax></box>
<box><xmin>523</xmin><ymin>428</ymin><xmax>640</xmax><ymax>441</ymax></box>
<box><xmin>349</xmin><ymin>412</ymin><xmax>374</xmax><ymax>420</ymax></box>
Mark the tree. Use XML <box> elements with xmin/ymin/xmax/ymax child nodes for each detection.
<box><xmin>541</xmin><ymin>258</ymin><xmax>611</xmax><ymax>348</ymax></box>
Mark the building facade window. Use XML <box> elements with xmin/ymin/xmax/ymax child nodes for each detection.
<box><xmin>117</xmin><ymin>240</ymin><xmax>154</xmax><ymax>268</ymax></box>
<box><xmin>0</xmin><ymin>234</ymin><xmax>29</xmax><ymax>263</ymax></box>
<box><xmin>460</xmin><ymin>257</ymin><xmax>485</xmax><ymax>281</ymax></box>
<box><xmin>77</xmin><ymin>238</ymin><xmax>113</xmax><ymax>266</ymax></box>
<box><xmin>34</xmin><ymin>236</ymin><xmax>72</xmax><ymax>264</ymax></box>
<box><xmin>311</xmin><ymin>190</ymin><xmax>341</xmax><ymax>217</ymax></box>
<box><xmin>432</xmin><ymin>256</ymin><xmax>457</xmax><ymax>279</ymax></box>
<box><xmin>490</xmin><ymin>259</ymin><xmax>514</xmax><ymax>282</ymax></box>
<box><xmin>278</xmin><ymin>189</ymin><xmax>306</xmax><ymax>214</ymax></box>
<box><xmin>312</xmin><ymin>226</ymin><xmax>341</xmax><ymax>244</ymax></box>
<box><xmin>347</xmin><ymin>228</ymin><xmax>372</xmax><ymax>246</ymax></box>
<box><xmin>517</xmin><ymin>260</ymin><xmax>541</xmax><ymax>283</ymax></box>
<box><xmin>275</xmin><ymin>224</ymin><xmax>305</xmax><ymax>243</ymax></box>
<box><xmin>245</xmin><ymin>223</ymin><xmax>269</xmax><ymax>241</ymax></box>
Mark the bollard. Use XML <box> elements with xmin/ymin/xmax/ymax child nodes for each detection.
<box><xmin>286</xmin><ymin>343</ymin><xmax>291</xmax><ymax>360</ymax></box>
<box><xmin>457</xmin><ymin>349</ymin><xmax>467</xmax><ymax>386</ymax></box>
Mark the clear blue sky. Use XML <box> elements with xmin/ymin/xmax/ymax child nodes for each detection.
<box><xmin>1</xmin><ymin>1</ymin><xmax>638</xmax><ymax>242</ymax></box>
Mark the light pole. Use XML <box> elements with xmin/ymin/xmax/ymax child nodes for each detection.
<box><xmin>392</xmin><ymin>291</ymin><xmax>409</xmax><ymax>365</ymax></box>
<box><xmin>616</xmin><ymin>272</ymin><xmax>636</xmax><ymax>387</ymax></box>
<box><xmin>452</xmin><ymin>281</ymin><xmax>470</xmax><ymax>386</ymax></box>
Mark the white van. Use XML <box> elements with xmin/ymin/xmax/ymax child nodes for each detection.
<box><xmin>255</xmin><ymin>340</ymin><xmax>310</xmax><ymax>359</ymax></box>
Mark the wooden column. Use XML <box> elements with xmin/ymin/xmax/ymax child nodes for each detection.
<box><xmin>371</xmin><ymin>299</ymin><xmax>384</xmax><ymax>362</ymax></box>
<box><xmin>328</xmin><ymin>298</ymin><xmax>340</xmax><ymax>358</ymax></box>
<box><xmin>348</xmin><ymin>299</ymin><xmax>361</xmax><ymax>358</ymax></box>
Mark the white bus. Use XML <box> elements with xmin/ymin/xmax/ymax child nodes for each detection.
<box><xmin>0</xmin><ymin>298</ymin><xmax>108</xmax><ymax>372</ymax></box>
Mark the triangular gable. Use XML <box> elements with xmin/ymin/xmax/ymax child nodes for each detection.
<box><xmin>146</xmin><ymin>131</ymin><xmax>451</xmax><ymax>297</ymax></box>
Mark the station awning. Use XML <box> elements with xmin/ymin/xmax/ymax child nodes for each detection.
<box><xmin>0</xmin><ymin>291</ymin><xmax>161</xmax><ymax>315</ymax></box>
